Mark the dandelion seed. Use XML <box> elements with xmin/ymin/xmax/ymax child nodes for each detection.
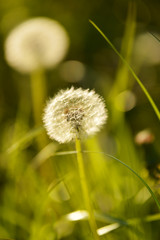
<box><xmin>4</xmin><ymin>17</ymin><xmax>69</xmax><ymax>73</ymax></box>
<box><xmin>43</xmin><ymin>87</ymin><xmax>107</xmax><ymax>143</ymax></box>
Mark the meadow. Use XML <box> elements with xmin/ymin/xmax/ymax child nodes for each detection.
<box><xmin>0</xmin><ymin>0</ymin><xmax>160</xmax><ymax>239</ymax></box>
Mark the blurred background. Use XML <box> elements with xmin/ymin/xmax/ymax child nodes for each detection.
<box><xmin>1</xmin><ymin>0</ymin><xmax>160</xmax><ymax>133</ymax></box>
<box><xmin>0</xmin><ymin>0</ymin><xmax>160</xmax><ymax>239</ymax></box>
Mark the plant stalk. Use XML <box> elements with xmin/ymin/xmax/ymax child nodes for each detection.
<box><xmin>75</xmin><ymin>137</ymin><xmax>100</xmax><ymax>240</ymax></box>
<box><xmin>30</xmin><ymin>68</ymin><xmax>46</xmax><ymax>127</ymax></box>
<box><xmin>30</xmin><ymin>68</ymin><xmax>48</xmax><ymax>148</ymax></box>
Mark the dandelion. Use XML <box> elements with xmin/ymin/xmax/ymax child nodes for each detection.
<box><xmin>4</xmin><ymin>17</ymin><xmax>69</xmax><ymax>147</ymax></box>
<box><xmin>4</xmin><ymin>17</ymin><xmax>69</xmax><ymax>73</ymax></box>
<box><xmin>43</xmin><ymin>87</ymin><xmax>107</xmax><ymax>143</ymax></box>
<box><xmin>43</xmin><ymin>87</ymin><xmax>107</xmax><ymax>240</ymax></box>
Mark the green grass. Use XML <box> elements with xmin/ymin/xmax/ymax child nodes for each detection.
<box><xmin>89</xmin><ymin>19</ymin><xmax>160</xmax><ymax>121</ymax></box>
<box><xmin>1</xmin><ymin>3</ymin><xmax>160</xmax><ymax>240</ymax></box>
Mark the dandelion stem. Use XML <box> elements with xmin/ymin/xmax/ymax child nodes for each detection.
<box><xmin>75</xmin><ymin>137</ymin><xmax>99</xmax><ymax>240</ymax></box>
<box><xmin>30</xmin><ymin>68</ymin><xmax>47</xmax><ymax>148</ymax></box>
<box><xmin>30</xmin><ymin>68</ymin><xmax>46</xmax><ymax>126</ymax></box>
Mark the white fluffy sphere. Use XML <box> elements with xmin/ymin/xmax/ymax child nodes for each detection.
<box><xmin>43</xmin><ymin>87</ymin><xmax>108</xmax><ymax>143</ymax></box>
<box><xmin>4</xmin><ymin>17</ymin><xmax>69</xmax><ymax>73</ymax></box>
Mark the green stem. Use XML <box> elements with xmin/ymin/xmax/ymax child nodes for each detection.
<box><xmin>30</xmin><ymin>68</ymin><xmax>47</xmax><ymax>148</ymax></box>
<box><xmin>30</xmin><ymin>68</ymin><xmax>47</xmax><ymax>126</ymax></box>
<box><xmin>75</xmin><ymin>137</ymin><xmax>100</xmax><ymax>240</ymax></box>
<box><xmin>55</xmin><ymin>150</ymin><xmax>160</xmax><ymax>211</ymax></box>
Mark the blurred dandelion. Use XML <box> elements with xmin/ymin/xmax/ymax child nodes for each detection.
<box><xmin>43</xmin><ymin>87</ymin><xmax>107</xmax><ymax>143</ymax></box>
<box><xmin>43</xmin><ymin>87</ymin><xmax>107</xmax><ymax>240</ymax></box>
<box><xmin>4</xmin><ymin>17</ymin><xmax>70</xmax><ymax>148</ymax></box>
<box><xmin>4</xmin><ymin>17</ymin><xmax>69</xmax><ymax>73</ymax></box>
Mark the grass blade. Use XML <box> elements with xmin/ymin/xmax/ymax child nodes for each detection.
<box><xmin>86</xmin><ymin>151</ymin><xmax>160</xmax><ymax>210</ymax></box>
<box><xmin>89</xmin><ymin>20</ymin><xmax>160</xmax><ymax>121</ymax></box>
<box><xmin>150</xmin><ymin>32</ymin><xmax>160</xmax><ymax>43</ymax></box>
<box><xmin>55</xmin><ymin>150</ymin><xmax>160</xmax><ymax>210</ymax></box>
<box><xmin>6</xmin><ymin>126</ymin><xmax>44</xmax><ymax>154</ymax></box>
<box><xmin>59</xmin><ymin>209</ymin><xmax>160</xmax><ymax>237</ymax></box>
<box><xmin>97</xmin><ymin>223</ymin><xmax>120</xmax><ymax>236</ymax></box>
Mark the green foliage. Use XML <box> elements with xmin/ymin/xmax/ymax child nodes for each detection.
<box><xmin>1</xmin><ymin>1</ymin><xmax>160</xmax><ymax>240</ymax></box>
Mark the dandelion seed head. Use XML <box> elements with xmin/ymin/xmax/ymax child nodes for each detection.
<box><xmin>4</xmin><ymin>17</ymin><xmax>69</xmax><ymax>73</ymax></box>
<box><xmin>43</xmin><ymin>87</ymin><xmax>107</xmax><ymax>143</ymax></box>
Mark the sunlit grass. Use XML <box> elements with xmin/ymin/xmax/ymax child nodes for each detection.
<box><xmin>1</xmin><ymin>3</ymin><xmax>160</xmax><ymax>240</ymax></box>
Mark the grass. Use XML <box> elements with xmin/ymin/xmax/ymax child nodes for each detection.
<box><xmin>1</xmin><ymin>3</ymin><xmax>160</xmax><ymax>240</ymax></box>
<box><xmin>89</xmin><ymin>19</ymin><xmax>160</xmax><ymax>121</ymax></box>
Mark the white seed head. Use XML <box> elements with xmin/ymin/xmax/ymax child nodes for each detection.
<box><xmin>43</xmin><ymin>87</ymin><xmax>108</xmax><ymax>143</ymax></box>
<box><xmin>4</xmin><ymin>17</ymin><xmax>69</xmax><ymax>73</ymax></box>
